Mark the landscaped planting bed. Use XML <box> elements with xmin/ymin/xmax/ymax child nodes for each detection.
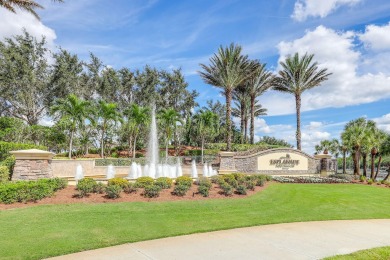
<box><xmin>272</xmin><ymin>176</ymin><xmax>351</xmax><ymax>183</ymax></box>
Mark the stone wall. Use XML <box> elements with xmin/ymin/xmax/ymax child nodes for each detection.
<box><xmin>13</xmin><ymin>159</ymin><xmax>53</xmax><ymax>180</ymax></box>
<box><xmin>220</xmin><ymin>148</ymin><xmax>323</xmax><ymax>175</ymax></box>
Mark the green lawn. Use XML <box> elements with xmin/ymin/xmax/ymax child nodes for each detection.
<box><xmin>0</xmin><ymin>183</ymin><xmax>389</xmax><ymax>259</ymax></box>
<box><xmin>324</xmin><ymin>246</ymin><xmax>390</xmax><ymax>259</ymax></box>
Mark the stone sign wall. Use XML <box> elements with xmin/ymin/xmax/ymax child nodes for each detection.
<box><xmin>219</xmin><ymin>148</ymin><xmax>326</xmax><ymax>175</ymax></box>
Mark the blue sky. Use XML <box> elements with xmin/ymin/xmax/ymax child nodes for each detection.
<box><xmin>1</xmin><ymin>0</ymin><xmax>390</xmax><ymax>153</ymax></box>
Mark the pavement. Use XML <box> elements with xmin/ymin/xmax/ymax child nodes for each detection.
<box><xmin>48</xmin><ymin>219</ymin><xmax>390</xmax><ymax>260</ymax></box>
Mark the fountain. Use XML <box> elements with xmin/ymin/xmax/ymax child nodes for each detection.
<box><xmin>203</xmin><ymin>162</ymin><xmax>209</xmax><ymax>177</ymax></box>
<box><xmin>208</xmin><ymin>164</ymin><xmax>213</xmax><ymax>177</ymax></box>
<box><xmin>129</xmin><ymin>162</ymin><xmax>138</xmax><ymax>179</ymax></box>
<box><xmin>145</xmin><ymin>104</ymin><xmax>159</xmax><ymax>178</ymax></box>
<box><xmin>75</xmin><ymin>164</ymin><xmax>84</xmax><ymax>181</ymax></box>
<box><xmin>106</xmin><ymin>164</ymin><xmax>116</xmax><ymax>179</ymax></box>
<box><xmin>191</xmin><ymin>160</ymin><xmax>198</xmax><ymax>178</ymax></box>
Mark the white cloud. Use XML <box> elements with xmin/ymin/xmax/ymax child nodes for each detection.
<box><xmin>0</xmin><ymin>9</ymin><xmax>56</xmax><ymax>48</ymax></box>
<box><xmin>267</xmin><ymin>25</ymin><xmax>390</xmax><ymax>116</ymax></box>
<box><xmin>291</xmin><ymin>0</ymin><xmax>361</xmax><ymax>22</ymax></box>
<box><xmin>307</xmin><ymin>121</ymin><xmax>323</xmax><ymax>130</ymax></box>
<box><xmin>373</xmin><ymin>113</ymin><xmax>390</xmax><ymax>133</ymax></box>
<box><xmin>359</xmin><ymin>22</ymin><xmax>390</xmax><ymax>51</ymax></box>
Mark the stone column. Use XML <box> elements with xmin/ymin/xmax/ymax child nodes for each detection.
<box><xmin>10</xmin><ymin>149</ymin><xmax>55</xmax><ymax>180</ymax></box>
<box><xmin>314</xmin><ymin>154</ymin><xmax>333</xmax><ymax>177</ymax></box>
<box><xmin>218</xmin><ymin>152</ymin><xmax>237</xmax><ymax>175</ymax></box>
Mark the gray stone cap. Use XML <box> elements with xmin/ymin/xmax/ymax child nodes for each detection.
<box><xmin>234</xmin><ymin>148</ymin><xmax>318</xmax><ymax>160</ymax></box>
<box><xmin>219</xmin><ymin>152</ymin><xmax>236</xmax><ymax>157</ymax></box>
<box><xmin>10</xmin><ymin>149</ymin><xmax>55</xmax><ymax>160</ymax></box>
<box><xmin>314</xmin><ymin>153</ymin><xmax>332</xmax><ymax>159</ymax></box>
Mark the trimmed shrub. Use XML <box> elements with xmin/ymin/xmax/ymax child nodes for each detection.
<box><xmin>360</xmin><ymin>175</ymin><xmax>366</xmax><ymax>182</ymax></box>
<box><xmin>123</xmin><ymin>182</ymin><xmax>138</xmax><ymax>194</ymax></box>
<box><xmin>220</xmin><ymin>183</ymin><xmax>233</xmax><ymax>196</ymax></box>
<box><xmin>173</xmin><ymin>184</ymin><xmax>190</xmax><ymax>196</ymax></box>
<box><xmin>245</xmin><ymin>180</ymin><xmax>256</xmax><ymax>190</ymax></box>
<box><xmin>175</xmin><ymin>176</ymin><xmax>192</xmax><ymax>187</ymax></box>
<box><xmin>198</xmin><ymin>185</ymin><xmax>210</xmax><ymax>197</ymax></box>
<box><xmin>93</xmin><ymin>182</ymin><xmax>106</xmax><ymax>194</ymax></box>
<box><xmin>0</xmin><ymin>178</ymin><xmax>66</xmax><ymax>204</ymax></box>
<box><xmin>0</xmin><ymin>155</ymin><xmax>15</xmax><ymax>178</ymax></box>
<box><xmin>235</xmin><ymin>184</ymin><xmax>247</xmax><ymax>195</ymax></box>
<box><xmin>108</xmin><ymin>177</ymin><xmax>129</xmax><ymax>189</ymax></box>
<box><xmin>143</xmin><ymin>185</ymin><xmax>162</xmax><ymax>198</ymax></box>
<box><xmin>223</xmin><ymin>174</ymin><xmax>238</xmax><ymax>188</ymax></box>
<box><xmin>76</xmin><ymin>178</ymin><xmax>97</xmax><ymax>197</ymax></box>
<box><xmin>0</xmin><ymin>166</ymin><xmax>9</xmax><ymax>182</ymax></box>
<box><xmin>367</xmin><ymin>179</ymin><xmax>374</xmax><ymax>185</ymax></box>
<box><xmin>135</xmin><ymin>176</ymin><xmax>154</xmax><ymax>188</ymax></box>
<box><xmin>196</xmin><ymin>177</ymin><xmax>212</xmax><ymax>189</ymax></box>
<box><xmin>255</xmin><ymin>177</ymin><xmax>265</xmax><ymax>187</ymax></box>
<box><xmin>210</xmin><ymin>175</ymin><xmax>223</xmax><ymax>184</ymax></box>
<box><xmin>155</xmin><ymin>177</ymin><xmax>173</xmax><ymax>189</ymax></box>
<box><xmin>105</xmin><ymin>185</ymin><xmax>122</xmax><ymax>199</ymax></box>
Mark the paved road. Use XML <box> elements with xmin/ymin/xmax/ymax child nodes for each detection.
<box><xmin>48</xmin><ymin>219</ymin><xmax>390</xmax><ymax>260</ymax></box>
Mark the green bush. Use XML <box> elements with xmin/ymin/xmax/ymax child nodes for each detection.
<box><xmin>111</xmin><ymin>152</ymin><xmax>119</xmax><ymax>158</ymax></box>
<box><xmin>76</xmin><ymin>178</ymin><xmax>97</xmax><ymax>197</ymax></box>
<box><xmin>220</xmin><ymin>182</ymin><xmax>233</xmax><ymax>196</ymax></box>
<box><xmin>0</xmin><ymin>178</ymin><xmax>66</xmax><ymax>204</ymax></box>
<box><xmin>105</xmin><ymin>185</ymin><xmax>122</xmax><ymax>199</ymax></box>
<box><xmin>123</xmin><ymin>182</ymin><xmax>138</xmax><ymax>194</ymax></box>
<box><xmin>367</xmin><ymin>179</ymin><xmax>374</xmax><ymax>185</ymax></box>
<box><xmin>94</xmin><ymin>182</ymin><xmax>106</xmax><ymax>194</ymax></box>
<box><xmin>143</xmin><ymin>185</ymin><xmax>161</xmax><ymax>198</ymax></box>
<box><xmin>0</xmin><ymin>155</ymin><xmax>15</xmax><ymax>178</ymax></box>
<box><xmin>155</xmin><ymin>177</ymin><xmax>173</xmax><ymax>189</ymax></box>
<box><xmin>210</xmin><ymin>175</ymin><xmax>223</xmax><ymax>184</ymax></box>
<box><xmin>360</xmin><ymin>175</ymin><xmax>366</xmax><ymax>182</ymax></box>
<box><xmin>196</xmin><ymin>177</ymin><xmax>212</xmax><ymax>189</ymax></box>
<box><xmin>223</xmin><ymin>174</ymin><xmax>238</xmax><ymax>188</ymax></box>
<box><xmin>198</xmin><ymin>185</ymin><xmax>210</xmax><ymax>197</ymax></box>
<box><xmin>108</xmin><ymin>178</ymin><xmax>129</xmax><ymax>189</ymax></box>
<box><xmin>235</xmin><ymin>184</ymin><xmax>247</xmax><ymax>195</ymax></box>
<box><xmin>173</xmin><ymin>184</ymin><xmax>190</xmax><ymax>196</ymax></box>
<box><xmin>0</xmin><ymin>166</ymin><xmax>9</xmax><ymax>182</ymax></box>
<box><xmin>245</xmin><ymin>180</ymin><xmax>256</xmax><ymax>191</ymax></box>
<box><xmin>175</xmin><ymin>176</ymin><xmax>192</xmax><ymax>187</ymax></box>
<box><xmin>135</xmin><ymin>176</ymin><xmax>154</xmax><ymax>188</ymax></box>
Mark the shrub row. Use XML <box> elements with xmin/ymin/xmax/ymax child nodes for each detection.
<box><xmin>0</xmin><ymin>178</ymin><xmax>67</xmax><ymax>204</ymax></box>
<box><xmin>272</xmin><ymin>176</ymin><xmax>351</xmax><ymax>183</ymax></box>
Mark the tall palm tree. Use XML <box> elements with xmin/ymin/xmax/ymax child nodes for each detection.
<box><xmin>50</xmin><ymin>94</ymin><xmax>92</xmax><ymax>159</ymax></box>
<box><xmin>273</xmin><ymin>53</ymin><xmax>331</xmax><ymax>150</ymax></box>
<box><xmin>369</xmin><ymin>128</ymin><xmax>387</xmax><ymax>180</ymax></box>
<box><xmin>329</xmin><ymin>139</ymin><xmax>341</xmax><ymax>173</ymax></box>
<box><xmin>232</xmin><ymin>88</ymin><xmax>249</xmax><ymax>144</ymax></box>
<box><xmin>192</xmin><ymin>110</ymin><xmax>219</xmax><ymax>163</ymax></box>
<box><xmin>96</xmin><ymin>100</ymin><xmax>122</xmax><ymax>158</ymax></box>
<box><xmin>0</xmin><ymin>0</ymin><xmax>63</xmax><ymax>20</ymax></box>
<box><xmin>123</xmin><ymin>104</ymin><xmax>150</xmax><ymax>159</ymax></box>
<box><xmin>199</xmin><ymin>43</ymin><xmax>258</xmax><ymax>151</ymax></box>
<box><xmin>158</xmin><ymin>108</ymin><xmax>183</xmax><ymax>161</ymax></box>
<box><xmin>246</xmin><ymin>62</ymin><xmax>273</xmax><ymax>144</ymax></box>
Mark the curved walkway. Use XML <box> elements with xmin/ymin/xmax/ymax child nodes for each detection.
<box><xmin>48</xmin><ymin>219</ymin><xmax>390</xmax><ymax>260</ymax></box>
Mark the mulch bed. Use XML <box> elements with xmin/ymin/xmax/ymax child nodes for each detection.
<box><xmin>0</xmin><ymin>182</ymin><xmax>270</xmax><ymax>210</ymax></box>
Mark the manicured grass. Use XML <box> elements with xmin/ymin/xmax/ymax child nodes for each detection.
<box><xmin>0</xmin><ymin>183</ymin><xmax>389</xmax><ymax>259</ymax></box>
<box><xmin>324</xmin><ymin>246</ymin><xmax>390</xmax><ymax>259</ymax></box>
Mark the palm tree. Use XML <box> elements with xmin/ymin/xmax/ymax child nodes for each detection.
<box><xmin>96</xmin><ymin>100</ymin><xmax>122</xmax><ymax>158</ymax></box>
<box><xmin>340</xmin><ymin>143</ymin><xmax>349</xmax><ymax>174</ymax></box>
<box><xmin>341</xmin><ymin>118</ymin><xmax>374</xmax><ymax>176</ymax></box>
<box><xmin>369</xmin><ymin>128</ymin><xmax>387</xmax><ymax>180</ymax></box>
<box><xmin>50</xmin><ymin>94</ymin><xmax>92</xmax><ymax>159</ymax></box>
<box><xmin>0</xmin><ymin>0</ymin><xmax>63</xmax><ymax>20</ymax></box>
<box><xmin>273</xmin><ymin>53</ymin><xmax>331</xmax><ymax>150</ymax></box>
<box><xmin>192</xmin><ymin>110</ymin><xmax>219</xmax><ymax>163</ymax></box>
<box><xmin>158</xmin><ymin>108</ymin><xmax>183</xmax><ymax>161</ymax></box>
<box><xmin>329</xmin><ymin>139</ymin><xmax>341</xmax><ymax>173</ymax></box>
<box><xmin>123</xmin><ymin>104</ymin><xmax>150</xmax><ymax>159</ymax></box>
<box><xmin>199</xmin><ymin>43</ymin><xmax>258</xmax><ymax>151</ymax></box>
<box><xmin>246</xmin><ymin>62</ymin><xmax>273</xmax><ymax>144</ymax></box>
<box><xmin>232</xmin><ymin>88</ymin><xmax>249</xmax><ymax>143</ymax></box>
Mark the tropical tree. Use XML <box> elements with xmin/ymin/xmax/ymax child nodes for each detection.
<box><xmin>158</xmin><ymin>108</ymin><xmax>183</xmax><ymax>161</ymax></box>
<box><xmin>340</xmin><ymin>143</ymin><xmax>349</xmax><ymax>174</ymax></box>
<box><xmin>369</xmin><ymin>128</ymin><xmax>387</xmax><ymax>180</ymax></box>
<box><xmin>341</xmin><ymin>118</ymin><xmax>375</xmax><ymax>176</ymax></box>
<box><xmin>232</xmin><ymin>87</ymin><xmax>249</xmax><ymax>143</ymax></box>
<box><xmin>192</xmin><ymin>110</ymin><xmax>219</xmax><ymax>163</ymax></box>
<box><xmin>50</xmin><ymin>94</ymin><xmax>93</xmax><ymax>159</ymax></box>
<box><xmin>123</xmin><ymin>104</ymin><xmax>150</xmax><ymax>158</ymax></box>
<box><xmin>95</xmin><ymin>100</ymin><xmax>122</xmax><ymax>158</ymax></box>
<box><xmin>0</xmin><ymin>0</ymin><xmax>63</xmax><ymax>19</ymax></box>
<box><xmin>199</xmin><ymin>43</ymin><xmax>258</xmax><ymax>151</ymax></box>
<box><xmin>246</xmin><ymin>62</ymin><xmax>273</xmax><ymax>144</ymax></box>
<box><xmin>329</xmin><ymin>139</ymin><xmax>341</xmax><ymax>173</ymax></box>
<box><xmin>273</xmin><ymin>53</ymin><xmax>331</xmax><ymax>150</ymax></box>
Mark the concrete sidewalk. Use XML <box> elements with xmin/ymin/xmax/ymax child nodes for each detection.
<box><xmin>48</xmin><ymin>219</ymin><xmax>390</xmax><ymax>260</ymax></box>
